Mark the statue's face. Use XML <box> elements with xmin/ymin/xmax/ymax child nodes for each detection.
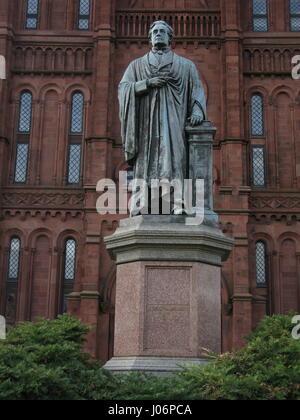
<box><xmin>150</xmin><ymin>23</ymin><xmax>170</xmax><ymax>48</ymax></box>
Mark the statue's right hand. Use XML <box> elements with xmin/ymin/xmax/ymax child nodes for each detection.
<box><xmin>148</xmin><ymin>77</ymin><xmax>168</xmax><ymax>88</ymax></box>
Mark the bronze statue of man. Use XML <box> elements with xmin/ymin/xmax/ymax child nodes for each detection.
<box><xmin>119</xmin><ymin>20</ymin><xmax>207</xmax><ymax>187</ymax></box>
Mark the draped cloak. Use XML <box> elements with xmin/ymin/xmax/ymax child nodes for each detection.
<box><xmin>119</xmin><ymin>51</ymin><xmax>207</xmax><ymax>184</ymax></box>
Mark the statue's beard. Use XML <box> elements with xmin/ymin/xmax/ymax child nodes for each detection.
<box><xmin>152</xmin><ymin>41</ymin><xmax>169</xmax><ymax>49</ymax></box>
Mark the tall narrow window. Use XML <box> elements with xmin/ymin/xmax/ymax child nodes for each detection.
<box><xmin>70</xmin><ymin>92</ymin><xmax>84</xmax><ymax>135</ymax></box>
<box><xmin>14</xmin><ymin>91</ymin><xmax>32</xmax><ymax>184</ymax></box>
<box><xmin>25</xmin><ymin>0</ymin><xmax>39</xmax><ymax>29</ymax></box>
<box><xmin>5</xmin><ymin>238</ymin><xmax>21</xmax><ymax>324</ymax></box>
<box><xmin>256</xmin><ymin>241</ymin><xmax>268</xmax><ymax>288</ymax></box>
<box><xmin>68</xmin><ymin>144</ymin><xmax>82</xmax><ymax>185</ymax></box>
<box><xmin>77</xmin><ymin>0</ymin><xmax>91</xmax><ymax>30</ymax></box>
<box><xmin>253</xmin><ymin>0</ymin><xmax>269</xmax><ymax>32</ymax></box>
<box><xmin>18</xmin><ymin>91</ymin><xmax>32</xmax><ymax>134</ymax></box>
<box><xmin>60</xmin><ymin>239</ymin><xmax>77</xmax><ymax>314</ymax></box>
<box><xmin>67</xmin><ymin>92</ymin><xmax>84</xmax><ymax>185</ymax></box>
<box><xmin>252</xmin><ymin>146</ymin><xmax>266</xmax><ymax>187</ymax></box>
<box><xmin>14</xmin><ymin>143</ymin><xmax>29</xmax><ymax>184</ymax></box>
<box><xmin>251</xmin><ymin>94</ymin><xmax>264</xmax><ymax>137</ymax></box>
<box><xmin>290</xmin><ymin>0</ymin><xmax>300</xmax><ymax>31</ymax></box>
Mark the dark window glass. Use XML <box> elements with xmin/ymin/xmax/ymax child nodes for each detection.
<box><xmin>70</xmin><ymin>93</ymin><xmax>84</xmax><ymax>134</ymax></box>
<box><xmin>78</xmin><ymin>0</ymin><xmax>91</xmax><ymax>30</ymax></box>
<box><xmin>67</xmin><ymin>92</ymin><xmax>84</xmax><ymax>185</ymax></box>
<box><xmin>256</xmin><ymin>241</ymin><xmax>268</xmax><ymax>287</ymax></box>
<box><xmin>61</xmin><ymin>239</ymin><xmax>76</xmax><ymax>314</ymax></box>
<box><xmin>251</xmin><ymin>94</ymin><xmax>264</xmax><ymax>137</ymax></box>
<box><xmin>26</xmin><ymin>0</ymin><xmax>39</xmax><ymax>29</ymax></box>
<box><xmin>253</xmin><ymin>0</ymin><xmax>268</xmax><ymax>31</ymax></box>
<box><xmin>290</xmin><ymin>0</ymin><xmax>300</xmax><ymax>31</ymax></box>
<box><xmin>18</xmin><ymin>92</ymin><xmax>32</xmax><ymax>133</ymax></box>
<box><xmin>252</xmin><ymin>146</ymin><xmax>266</xmax><ymax>187</ymax></box>
<box><xmin>5</xmin><ymin>238</ymin><xmax>21</xmax><ymax>325</ymax></box>
<box><xmin>14</xmin><ymin>143</ymin><xmax>29</xmax><ymax>184</ymax></box>
<box><xmin>8</xmin><ymin>238</ymin><xmax>21</xmax><ymax>281</ymax></box>
<box><xmin>67</xmin><ymin>144</ymin><xmax>82</xmax><ymax>185</ymax></box>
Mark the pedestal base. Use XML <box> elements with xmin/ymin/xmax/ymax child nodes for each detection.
<box><xmin>104</xmin><ymin>356</ymin><xmax>210</xmax><ymax>377</ymax></box>
<box><xmin>104</xmin><ymin>215</ymin><xmax>234</xmax><ymax>375</ymax></box>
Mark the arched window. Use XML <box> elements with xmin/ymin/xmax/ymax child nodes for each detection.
<box><xmin>67</xmin><ymin>92</ymin><xmax>84</xmax><ymax>185</ymax></box>
<box><xmin>252</xmin><ymin>0</ymin><xmax>269</xmax><ymax>32</ymax></box>
<box><xmin>25</xmin><ymin>0</ymin><xmax>39</xmax><ymax>29</ymax></box>
<box><xmin>5</xmin><ymin>238</ymin><xmax>21</xmax><ymax>324</ymax></box>
<box><xmin>60</xmin><ymin>239</ymin><xmax>77</xmax><ymax>314</ymax></box>
<box><xmin>14</xmin><ymin>91</ymin><xmax>32</xmax><ymax>184</ymax></box>
<box><xmin>251</xmin><ymin>94</ymin><xmax>264</xmax><ymax>137</ymax></box>
<box><xmin>290</xmin><ymin>0</ymin><xmax>300</xmax><ymax>31</ymax></box>
<box><xmin>77</xmin><ymin>0</ymin><xmax>91</xmax><ymax>30</ymax></box>
<box><xmin>256</xmin><ymin>241</ymin><xmax>268</xmax><ymax>288</ymax></box>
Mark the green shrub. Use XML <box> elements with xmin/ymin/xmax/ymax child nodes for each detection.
<box><xmin>0</xmin><ymin>314</ymin><xmax>299</xmax><ymax>400</ymax></box>
<box><xmin>0</xmin><ymin>315</ymin><xmax>113</xmax><ymax>400</ymax></box>
<box><xmin>175</xmin><ymin>313</ymin><xmax>300</xmax><ymax>401</ymax></box>
<box><xmin>92</xmin><ymin>314</ymin><xmax>300</xmax><ymax>401</ymax></box>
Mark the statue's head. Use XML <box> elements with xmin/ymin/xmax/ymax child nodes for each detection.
<box><xmin>149</xmin><ymin>21</ymin><xmax>174</xmax><ymax>48</ymax></box>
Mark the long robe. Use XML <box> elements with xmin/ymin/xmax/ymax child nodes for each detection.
<box><xmin>119</xmin><ymin>51</ymin><xmax>207</xmax><ymax>184</ymax></box>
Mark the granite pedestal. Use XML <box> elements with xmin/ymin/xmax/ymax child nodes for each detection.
<box><xmin>103</xmin><ymin>215</ymin><xmax>234</xmax><ymax>375</ymax></box>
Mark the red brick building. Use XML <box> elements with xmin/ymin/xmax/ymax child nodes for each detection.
<box><xmin>0</xmin><ymin>0</ymin><xmax>300</xmax><ymax>362</ymax></box>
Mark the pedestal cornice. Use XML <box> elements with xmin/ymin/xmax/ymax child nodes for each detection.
<box><xmin>105</xmin><ymin>215</ymin><xmax>234</xmax><ymax>267</ymax></box>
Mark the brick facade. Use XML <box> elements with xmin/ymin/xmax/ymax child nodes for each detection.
<box><xmin>0</xmin><ymin>0</ymin><xmax>299</xmax><ymax>362</ymax></box>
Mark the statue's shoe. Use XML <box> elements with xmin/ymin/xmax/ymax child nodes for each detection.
<box><xmin>172</xmin><ymin>206</ymin><xmax>186</xmax><ymax>215</ymax></box>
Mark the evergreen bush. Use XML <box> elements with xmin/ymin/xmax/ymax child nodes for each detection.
<box><xmin>0</xmin><ymin>314</ymin><xmax>299</xmax><ymax>400</ymax></box>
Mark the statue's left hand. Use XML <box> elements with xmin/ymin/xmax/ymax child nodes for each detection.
<box><xmin>189</xmin><ymin>114</ymin><xmax>203</xmax><ymax>127</ymax></box>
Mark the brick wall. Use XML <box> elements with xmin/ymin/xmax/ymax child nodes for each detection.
<box><xmin>0</xmin><ymin>0</ymin><xmax>299</xmax><ymax>361</ymax></box>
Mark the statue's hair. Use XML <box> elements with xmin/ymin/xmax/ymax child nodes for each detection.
<box><xmin>148</xmin><ymin>21</ymin><xmax>174</xmax><ymax>42</ymax></box>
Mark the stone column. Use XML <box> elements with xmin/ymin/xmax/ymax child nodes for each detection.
<box><xmin>0</xmin><ymin>0</ymin><xmax>12</xmax><ymax>187</ymax></box>
<box><xmin>219</xmin><ymin>0</ymin><xmax>252</xmax><ymax>349</ymax></box>
<box><xmin>104</xmin><ymin>124</ymin><xmax>234</xmax><ymax>375</ymax></box>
